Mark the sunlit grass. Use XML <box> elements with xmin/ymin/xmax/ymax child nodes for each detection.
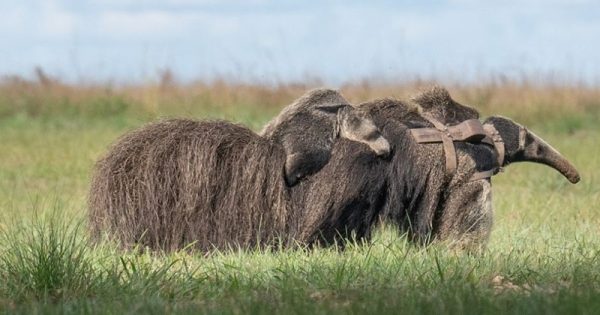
<box><xmin>0</xmin><ymin>78</ymin><xmax>598</xmax><ymax>314</ymax></box>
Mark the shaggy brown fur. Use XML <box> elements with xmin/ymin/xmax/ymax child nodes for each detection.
<box><xmin>89</xmin><ymin>120</ymin><xmax>291</xmax><ymax>251</ymax></box>
<box><xmin>411</xmin><ymin>86</ymin><xmax>479</xmax><ymax>123</ymax></box>
<box><xmin>88</xmin><ymin>89</ymin><xmax>390</xmax><ymax>251</ymax></box>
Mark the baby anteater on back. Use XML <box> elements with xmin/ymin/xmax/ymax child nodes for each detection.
<box><xmin>88</xmin><ymin>89</ymin><xmax>390</xmax><ymax>251</ymax></box>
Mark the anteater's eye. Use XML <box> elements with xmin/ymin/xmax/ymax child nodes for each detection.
<box><xmin>347</xmin><ymin>116</ymin><xmax>361</xmax><ymax>128</ymax></box>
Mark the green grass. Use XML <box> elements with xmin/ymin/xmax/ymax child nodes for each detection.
<box><xmin>0</xmin><ymin>84</ymin><xmax>599</xmax><ymax>314</ymax></box>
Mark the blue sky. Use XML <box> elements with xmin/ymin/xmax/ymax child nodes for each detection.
<box><xmin>1</xmin><ymin>0</ymin><xmax>598</xmax><ymax>84</ymax></box>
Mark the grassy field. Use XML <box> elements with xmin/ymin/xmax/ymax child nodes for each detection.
<box><xmin>0</xmin><ymin>75</ymin><xmax>599</xmax><ymax>314</ymax></box>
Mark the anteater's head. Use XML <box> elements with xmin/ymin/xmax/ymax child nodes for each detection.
<box><xmin>409</xmin><ymin>87</ymin><xmax>580</xmax><ymax>250</ymax></box>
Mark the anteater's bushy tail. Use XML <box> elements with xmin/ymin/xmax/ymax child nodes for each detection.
<box><xmin>88</xmin><ymin>119</ymin><xmax>292</xmax><ymax>251</ymax></box>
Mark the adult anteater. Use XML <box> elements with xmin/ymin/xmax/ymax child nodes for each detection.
<box><xmin>88</xmin><ymin>89</ymin><xmax>390</xmax><ymax>251</ymax></box>
<box><xmin>296</xmin><ymin>87</ymin><xmax>580</xmax><ymax>252</ymax></box>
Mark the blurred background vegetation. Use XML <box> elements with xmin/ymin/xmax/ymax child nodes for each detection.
<box><xmin>2</xmin><ymin>68</ymin><xmax>599</xmax><ymax>132</ymax></box>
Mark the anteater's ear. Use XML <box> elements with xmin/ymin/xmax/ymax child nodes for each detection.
<box><xmin>314</xmin><ymin>103</ymin><xmax>349</xmax><ymax>115</ymax></box>
<box><xmin>483</xmin><ymin>116</ymin><xmax>580</xmax><ymax>183</ymax></box>
<box><xmin>412</xmin><ymin>86</ymin><xmax>479</xmax><ymax>124</ymax></box>
<box><xmin>284</xmin><ymin>150</ymin><xmax>331</xmax><ymax>187</ymax></box>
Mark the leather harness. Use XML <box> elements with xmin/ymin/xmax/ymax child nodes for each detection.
<box><xmin>410</xmin><ymin>114</ymin><xmax>506</xmax><ymax>181</ymax></box>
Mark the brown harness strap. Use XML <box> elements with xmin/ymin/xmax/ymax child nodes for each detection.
<box><xmin>423</xmin><ymin>114</ymin><xmax>458</xmax><ymax>175</ymax></box>
<box><xmin>410</xmin><ymin>115</ymin><xmax>506</xmax><ymax>181</ymax></box>
<box><xmin>410</xmin><ymin>118</ymin><xmax>488</xmax><ymax>144</ymax></box>
<box><xmin>482</xmin><ymin>124</ymin><xmax>505</xmax><ymax>167</ymax></box>
<box><xmin>518</xmin><ymin>126</ymin><xmax>527</xmax><ymax>151</ymax></box>
<box><xmin>469</xmin><ymin>169</ymin><xmax>496</xmax><ymax>181</ymax></box>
